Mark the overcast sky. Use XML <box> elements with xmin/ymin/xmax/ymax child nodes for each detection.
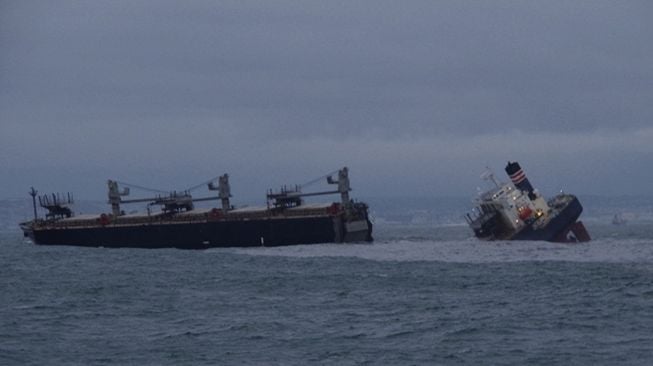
<box><xmin>1</xmin><ymin>1</ymin><xmax>652</xmax><ymax>201</ymax></box>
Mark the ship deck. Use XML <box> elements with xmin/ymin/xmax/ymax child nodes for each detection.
<box><xmin>34</xmin><ymin>203</ymin><xmax>339</xmax><ymax>229</ymax></box>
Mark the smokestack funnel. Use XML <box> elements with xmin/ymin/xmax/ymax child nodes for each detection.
<box><xmin>505</xmin><ymin>161</ymin><xmax>536</xmax><ymax>200</ymax></box>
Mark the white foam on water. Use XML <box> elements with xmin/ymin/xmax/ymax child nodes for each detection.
<box><xmin>221</xmin><ymin>238</ymin><xmax>653</xmax><ymax>264</ymax></box>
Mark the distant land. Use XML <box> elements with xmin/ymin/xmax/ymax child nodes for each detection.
<box><xmin>2</xmin><ymin>195</ymin><xmax>652</xmax><ymax>233</ymax></box>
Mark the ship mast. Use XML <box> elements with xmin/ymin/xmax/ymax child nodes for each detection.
<box><xmin>208</xmin><ymin>174</ymin><xmax>231</xmax><ymax>211</ymax></box>
<box><xmin>107</xmin><ymin>180</ymin><xmax>130</xmax><ymax>216</ymax></box>
<box><xmin>481</xmin><ymin>167</ymin><xmax>501</xmax><ymax>188</ymax></box>
<box><xmin>29</xmin><ymin>187</ymin><xmax>38</xmax><ymax>220</ymax></box>
<box><xmin>327</xmin><ymin>166</ymin><xmax>351</xmax><ymax>205</ymax></box>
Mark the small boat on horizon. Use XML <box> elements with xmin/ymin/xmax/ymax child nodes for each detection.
<box><xmin>612</xmin><ymin>213</ymin><xmax>627</xmax><ymax>226</ymax></box>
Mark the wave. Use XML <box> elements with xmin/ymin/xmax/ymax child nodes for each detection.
<box><xmin>220</xmin><ymin>238</ymin><xmax>653</xmax><ymax>264</ymax></box>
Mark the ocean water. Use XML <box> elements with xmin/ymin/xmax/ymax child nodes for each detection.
<box><xmin>1</xmin><ymin>197</ymin><xmax>653</xmax><ymax>365</ymax></box>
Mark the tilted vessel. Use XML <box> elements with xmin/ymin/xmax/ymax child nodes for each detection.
<box><xmin>20</xmin><ymin>167</ymin><xmax>373</xmax><ymax>249</ymax></box>
<box><xmin>465</xmin><ymin>162</ymin><xmax>590</xmax><ymax>242</ymax></box>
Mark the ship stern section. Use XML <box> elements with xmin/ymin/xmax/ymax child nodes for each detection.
<box><xmin>514</xmin><ymin>194</ymin><xmax>591</xmax><ymax>243</ymax></box>
<box><xmin>19</xmin><ymin>221</ymin><xmax>35</xmax><ymax>240</ymax></box>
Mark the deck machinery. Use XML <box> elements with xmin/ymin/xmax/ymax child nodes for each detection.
<box><xmin>20</xmin><ymin>167</ymin><xmax>373</xmax><ymax>249</ymax></box>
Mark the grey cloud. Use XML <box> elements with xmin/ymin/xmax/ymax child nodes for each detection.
<box><xmin>1</xmin><ymin>1</ymin><xmax>652</xmax><ymax>199</ymax></box>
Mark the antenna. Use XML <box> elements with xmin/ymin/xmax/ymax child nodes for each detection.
<box><xmin>480</xmin><ymin>167</ymin><xmax>501</xmax><ymax>188</ymax></box>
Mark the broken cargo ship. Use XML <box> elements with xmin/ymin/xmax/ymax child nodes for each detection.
<box><xmin>20</xmin><ymin>167</ymin><xmax>373</xmax><ymax>249</ymax></box>
<box><xmin>465</xmin><ymin>161</ymin><xmax>590</xmax><ymax>243</ymax></box>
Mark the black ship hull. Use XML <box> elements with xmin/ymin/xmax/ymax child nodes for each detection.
<box><xmin>25</xmin><ymin>216</ymin><xmax>373</xmax><ymax>249</ymax></box>
<box><xmin>511</xmin><ymin>195</ymin><xmax>585</xmax><ymax>242</ymax></box>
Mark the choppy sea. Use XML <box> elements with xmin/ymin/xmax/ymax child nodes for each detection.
<box><xmin>1</xmin><ymin>196</ymin><xmax>653</xmax><ymax>365</ymax></box>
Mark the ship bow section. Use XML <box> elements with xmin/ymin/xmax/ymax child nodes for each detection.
<box><xmin>339</xmin><ymin>202</ymin><xmax>373</xmax><ymax>243</ymax></box>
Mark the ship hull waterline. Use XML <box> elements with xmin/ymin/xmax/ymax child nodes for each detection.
<box><xmin>24</xmin><ymin>216</ymin><xmax>373</xmax><ymax>249</ymax></box>
<box><xmin>511</xmin><ymin>196</ymin><xmax>585</xmax><ymax>242</ymax></box>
